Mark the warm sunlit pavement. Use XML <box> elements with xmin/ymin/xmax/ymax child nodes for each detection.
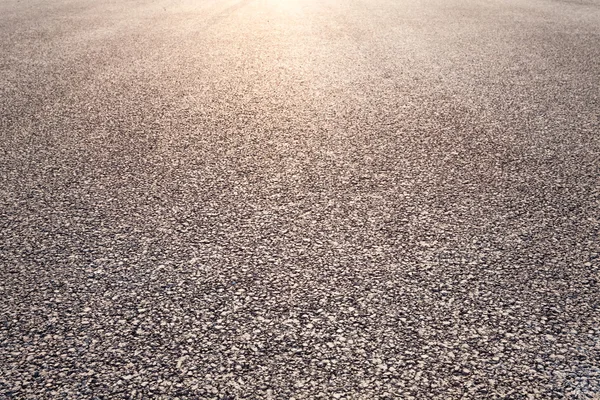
<box><xmin>1</xmin><ymin>0</ymin><xmax>599</xmax><ymax>398</ymax></box>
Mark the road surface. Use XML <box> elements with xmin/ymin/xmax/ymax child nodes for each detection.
<box><xmin>1</xmin><ymin>0</ymin><xmax>599</xmax><ymax>398</ymax></box>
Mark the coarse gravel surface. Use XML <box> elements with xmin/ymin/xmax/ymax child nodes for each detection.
<box><xmin>1</xmin><ymin>0</ymin><xmax>599</xmax><ymax>399</ymax></box>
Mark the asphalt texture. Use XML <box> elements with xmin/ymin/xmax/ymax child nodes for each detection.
<box><xmin>1</xmin><ymin>0</ymin><xmax>600</xmax><ymax>398</ymax></box>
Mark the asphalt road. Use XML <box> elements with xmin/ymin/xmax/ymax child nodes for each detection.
<box><xmin>1</xmin><ymin>0</ymin><xmax>599</xmax><ymax>398</ymax></box>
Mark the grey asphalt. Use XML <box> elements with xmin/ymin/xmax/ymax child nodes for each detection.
<box><xmin>1</xmin><ymin>0</ymin><xmax>599</xmax><ymax>398</ymax></box>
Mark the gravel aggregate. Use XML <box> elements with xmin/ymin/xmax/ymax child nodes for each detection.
<box><xmin>1</xmin><ymin>0</ymin><xmax>599</xmax><ymax>398</ymax></box>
